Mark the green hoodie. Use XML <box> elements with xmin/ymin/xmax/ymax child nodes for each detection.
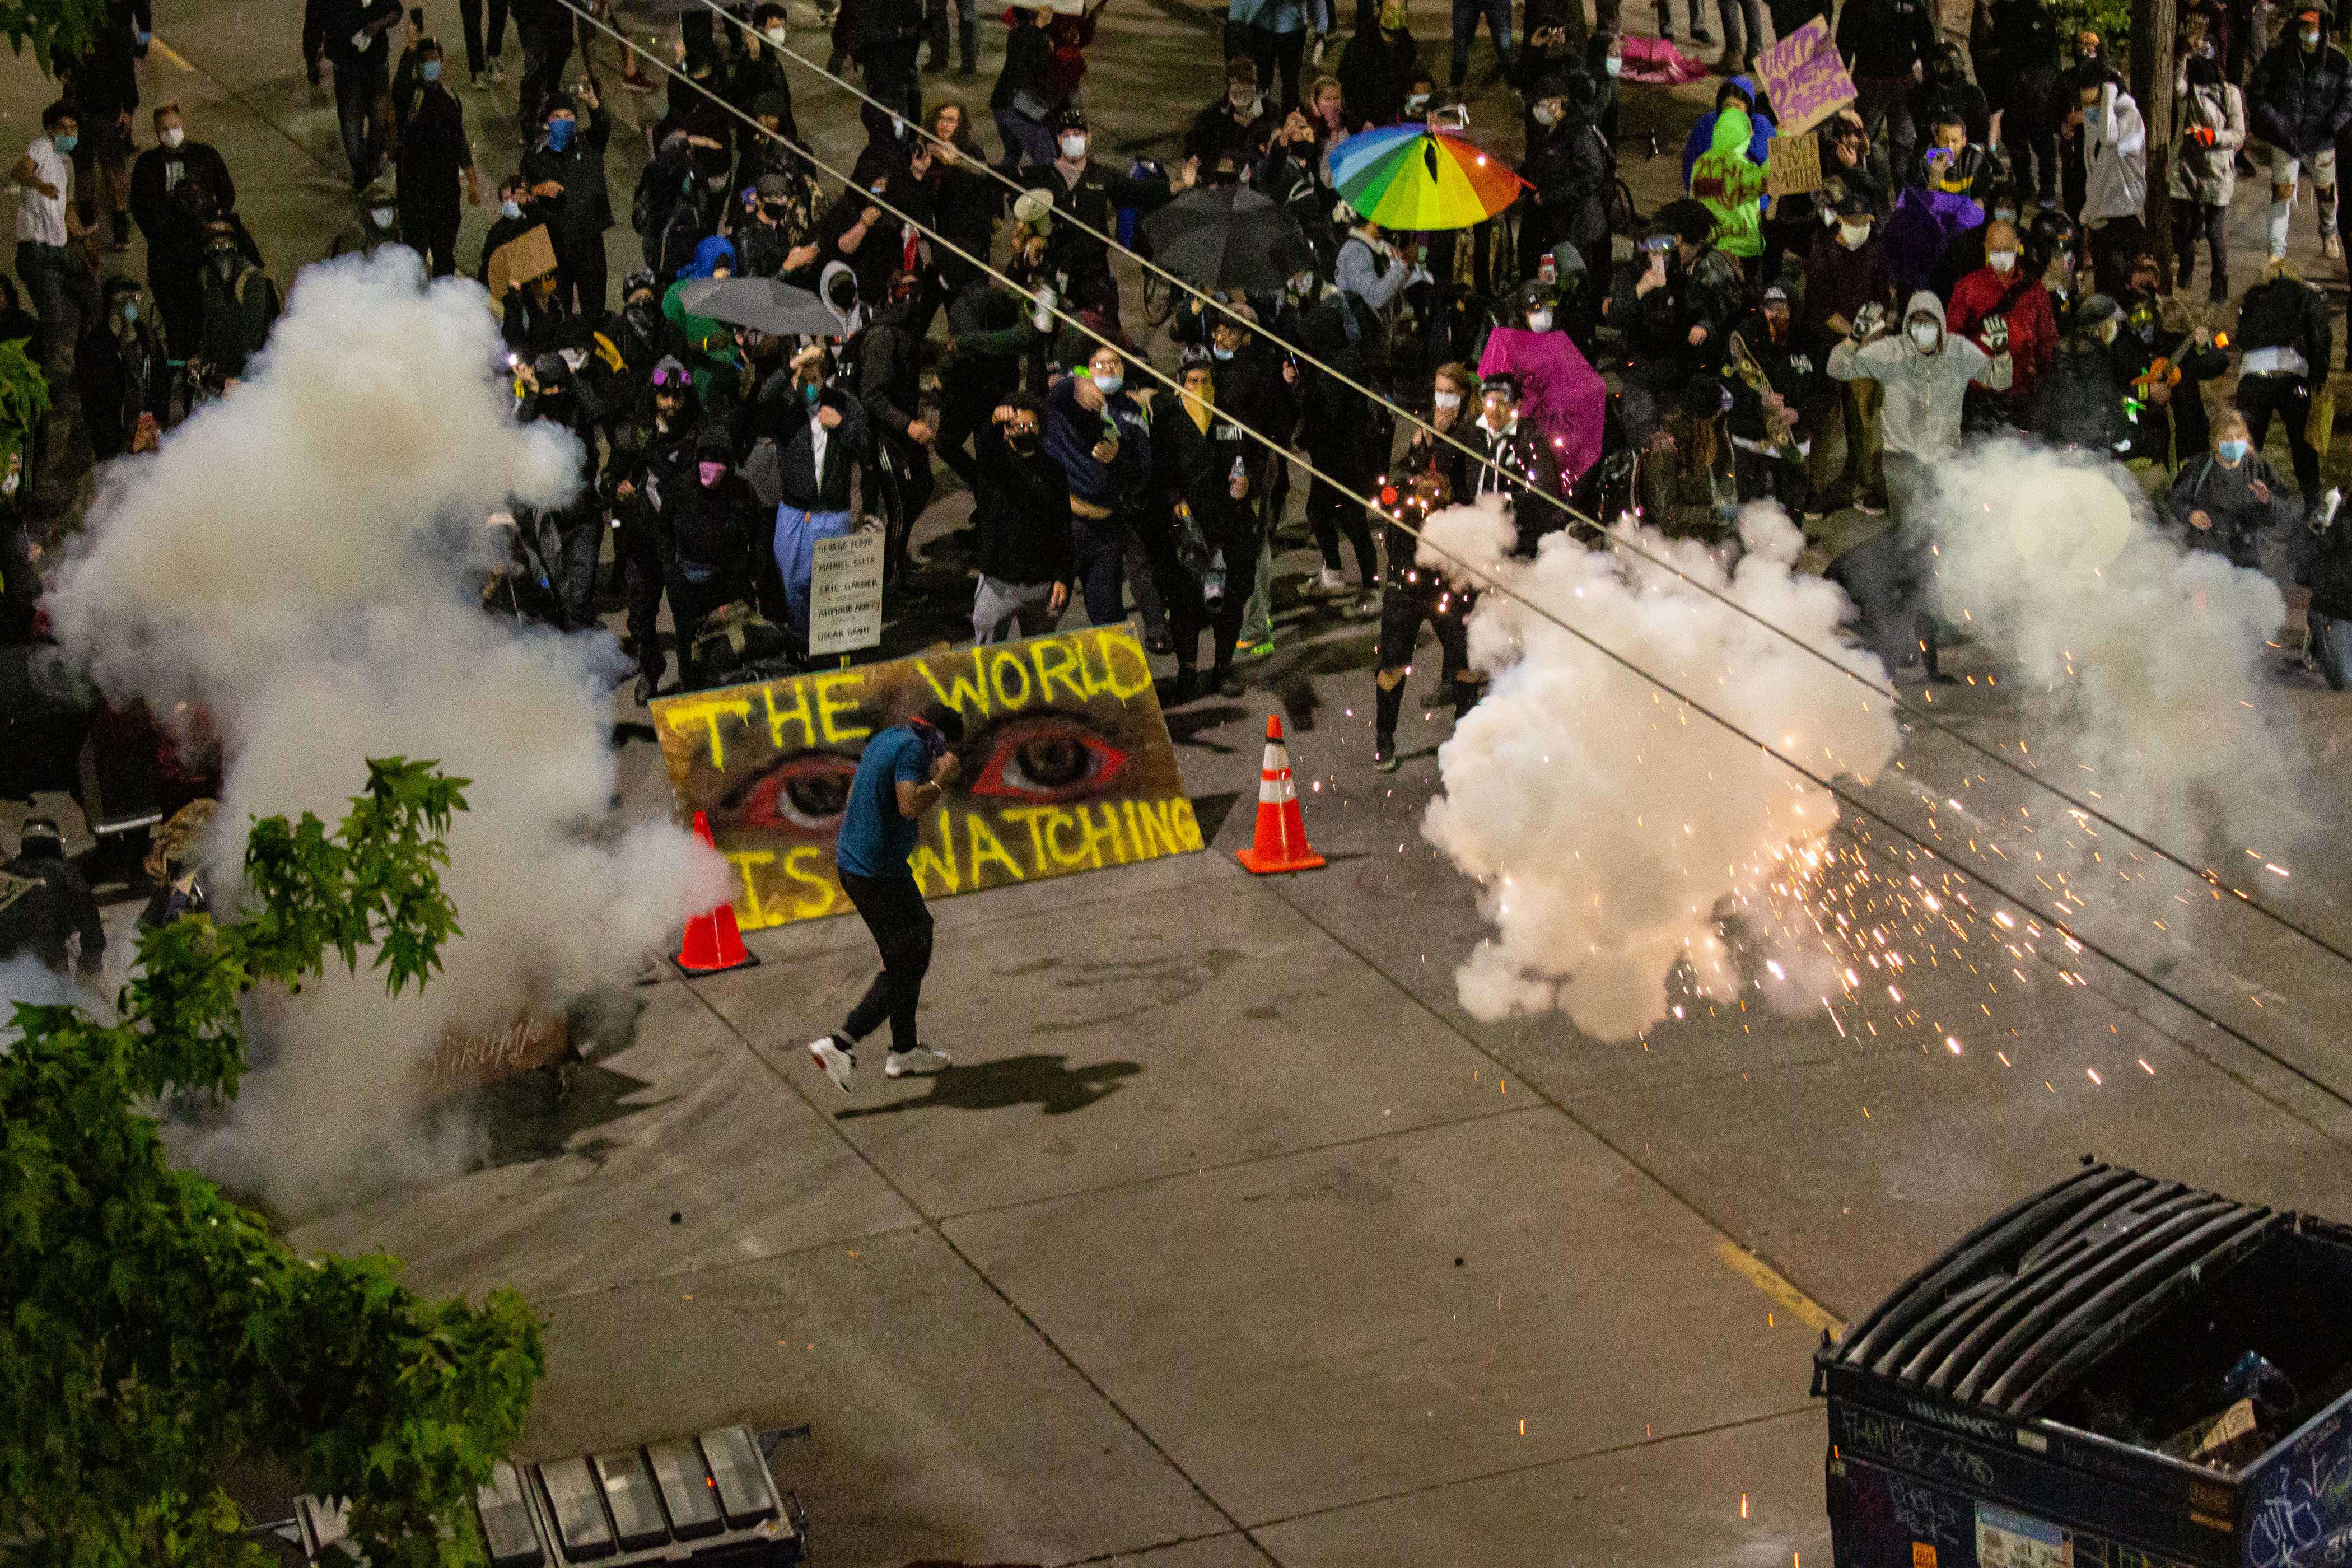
<box><xmin>1689</xmin><ymin>105</ymin><xmax>1768</xmax><ymax>260</ymax></box>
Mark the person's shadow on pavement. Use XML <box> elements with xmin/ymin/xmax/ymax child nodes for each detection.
<box><xmin>834</xmin><ymin>1053</ymin><xmax>1141</xmax><ymax>1119</ymax></box>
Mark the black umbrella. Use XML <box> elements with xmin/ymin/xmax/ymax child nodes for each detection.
<box><xmin>1139</xmin><ymin>184</ymin><xmax>1314</xmax><ymax>296</ymax></box>
<box><xmin>673</xmin><ymin>276</ymin><xmax>843</xmax><ymax>338</ymax></box>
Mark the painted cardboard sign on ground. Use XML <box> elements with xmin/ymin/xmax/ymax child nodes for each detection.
<box><xmin>651</xmin><ymin>623</ymin><xmax>1202</xmax><ymax>928</ymax></box>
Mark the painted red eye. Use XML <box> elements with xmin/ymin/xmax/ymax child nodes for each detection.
<box><xmin>967</xmin><ymin>716</ymin><xmax>1128</xmax><ymax>803</ymax></box>
<box><xmin>728</xmin><ymin>752</ymin><xmax>860</xmax><ymax>838</ymax></box>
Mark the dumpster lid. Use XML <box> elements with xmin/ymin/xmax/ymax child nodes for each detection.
<box><xmin>1818</xmin><ymin>1164</ymin><xmax>2284</xmax><ymax>1418</ymax></box>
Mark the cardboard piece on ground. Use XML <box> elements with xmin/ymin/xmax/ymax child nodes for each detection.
<box><xmin>808</xmin><ymin>527</ymin><xmax>886</xmax><ymax>656</ymax></box>
<box><xmin>486</xmin><ymin>224</ymin><xmax>557</xmax><ymax>304</ymax></box>
<box><xmin>426</xmin><ymin>1012</ymin><xmax>570</xmax><ymax>1093</ymax></box>
<box><xmin>1765</xmin><ymin>134</ymin><xmax>1824</xmax><ymax>197</ymax></box>
<box><xmin>1753</xmin><ymin>17</ymin><xmax>1857</xmax><ymax>137</ymax></box>
<box><xmin>650</xmin><ymin>623</ymin><xmax>1202</xmax><ymax>928</ymax></box>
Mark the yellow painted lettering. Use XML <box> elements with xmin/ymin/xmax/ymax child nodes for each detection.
<box><xmin>814</xmin><ymin>671</ymin><xmax>872</xmax><ymax>744</ymax></box>
<box><xmin>1123</xmin><ymin>799</ymin><xmax>1162</xmax><ymax>859</ymax></box>
<box><xmin>1032</xmin><ymin>634</ymin><xmax>1090</xmax><ymax>706</ymax></box>
<box><xmin>1043</xmin><ymin>806</ymin><xmax>1089</xmax><ymax>868</ymax></box>
<box><xmin>987</xmin><ymin>647</ymin><xmax>1034</xmax><ymax>710</ymax></box>
<box><xmin>762</xmin><ymin>682</ymin><xmax>819</xmax><ymax>752</ymax></box>
<box><xmin>781</xmin><ymin>845</ymin><xmax>836</xmax><ymax>918</ymax></box>
<box><xmin>1166</xmin><ymin>796</ymin><xmax>1205</xmax><ymax>851</ymax></box>
<box><xmin>1093</xmin><ymin>626</ymin><xmax>1156</xmax><ymax>700</ymax></box>
<box><xmin>1001</xmin><ymin>805</ymin><xmax>1057</xmax><ymax>872</ymax></box>
<box><xmin>916</xmin><ymin>648</ymin><xmax>992</xmax><ymax>720</ymax></box>
<box><xmin>965</xmin><ymin>813</ymin><xmax>1027</xmax><ymax>885</ymax></box>
<box><xmin>1075</xmin><ymin>802</ymin><xmax>1126</xmax><ymax>867</ymax></box>
<box><xmin>726</xmin><ymin>850</ymin><xmax>776</xmax><ymax>928</ymax></box>
<box><xmin>909</xmin><ymin>806</ymin><xmax>961</xmax><ymax>895</ymax></box>
<box><xmin>665</xmin><ymin>697</ymin><xmax>754</xmax><ymax>768</ymax></box>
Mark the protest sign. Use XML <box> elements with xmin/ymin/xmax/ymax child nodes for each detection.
<box><xmin>651</xmin><ymin>623</ymin><xmax>1202</xmax><ymax>928</ymax></box>
<box><xmin>485</xmin><ymin>225</ymin><xmax>556</xmax><ymax>304</ymax></box>
<box><xmin>426</xmin><ymin>1012</ymin><xmax>570</xmax><ymax>1094</ymax></box>
<box><xmin>1754</xmin><ymin>17</ymin><xmax>1856</xmax><ymax>136</ymax></box>
<box><xmin>1765</xmin><ymin>134</ymin><xmax>1824</xmax><ymax>198</ymax></box>
<box><xmin>808</xmin><ymin>528</ymin><xmax>885</xmax><ymax>656</ymax></box>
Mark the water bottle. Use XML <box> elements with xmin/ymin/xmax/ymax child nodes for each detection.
<box><xmin>1538</xmin><ymin>251</ymin><xmax>1556</xmax><ymax>288</ymax></box>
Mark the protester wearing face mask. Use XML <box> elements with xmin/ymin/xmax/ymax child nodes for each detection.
<box><xmin>2246</xmin><ymin>4</ymin><xmax>2352</xmax><ymax>260</ymax></box>
<box><xmin>75</xmin><ymin>278</ymin><xmax>167</xmax><ymax>462</ymax></box>
<box><xmin>1829</xmin><ymin>293</ymin><xmax>2009</xmax><ymax>680</ymax></box>
<box><xmin>861</xmin><ymin>271</ymin><xmax>942</xmax><ymax>582</ymax></box>
<box><xmin>520</xmin><ymin>86</ymin><xmax>613</xmax><ymax>321</ymax></box>
<box><xmin>1947</xmin><ymin>218</ymin><xmax>2057</xmax><ymax>421</ymax></box>
<box><xmin>769</xmin><ymin>346</ymin><xmax>870</xmax><ymax>645</ymax></box>
<box><xmin>1341</xmin><ymin>1</ymin><xmax>1420</xmax><ymax>128</ymax></box>
<box><xmin>1203</xmin><ymin>304</ymin><xmax>1298</xmax><ymax>664</ymax></box>
<box><xmin>193</xmin><ymin>221</ymin><xmax>279</xmax><ymax>386</ymax></box>
<box><xmin>1796</xmin><ymin>193</ymin><xmax>1894</xmax><ymax>512</ymax></box>
<box><xmin>475</xmin><ymin>175</ymin><xmax>536</xmax><ymax>287</ymax></box>
<box><xmin>1188</xmin><ymin>55</ymin><xmax>1275</xmax><ymax>170</ymax></box>
<box><xmin>1725</xmin><ymin>282</ymin><xmax>1827</xmax><ymax>515</ymax></box>
<box><xmin>661</xmin><ymin>430</ymin><xmax>761</xmax><ymax>688</ymax></box>
<box><xmin>12</xmin><ymin>102</ymin><xmax>94</xmax><ymax>379</ymax></box>
<box><xmin>2052</xmin><ymin>29</ymin><xmax>2107</xmax><ymax>215</ymax></box>
<box><xmin>326</xmin><ymin>176</ymin><xmax>403</xmax><ymax>260</ymax></box>
<box><xmin>2068</xmin><ymin>71</ymin><xmax>2150</xmax><ymax>297</ymax></box>
<box><xmin>729</xmin><ymin>3</ymin><xmax>811</xmax><ymax>133</ymax></box>
<box><xmin>127</xmin><ymin>104</ymin><xmax>239</xmax><ymax>363</ymax></box>
<box><xmin>2029</xmin><ymin>292</ymin><xmax>2132</xmax><ymax>456</ymax></box>
<box><xmin>1047</xmin><ymin>343</ymin><xmax>1155</xmax><ymax>627</ymax></box>
<box><xmin>972</xmin><ymin>393</ymin><xmax>1074</xmax><ymax>642</ymax></box>
<box><xmin>392</xmin><ymin>41</ymin><xmax>482</xmax><ymax>279</ymax></box>
<box><xmin>1021</xmin><ymin>108</ymin><xmax>1194</xmax><ymax>324</ymax></box>
<box><xmin>2169</xmin><ymin>47</ymin><xmax>2244</xmax><ymax>302</ymax></box>
<box><xmin>302</xmin><ymin>0</ymin><xmax>402</xmax><ymax>190</ymax></box>
<box><xmin>601</xmin><ymin>357</ymin><xmax>701</xmax><ymax>702</ymax></box>
<box><xmin>2169</xmin><ymin>410</ymin><xmax>2293</xmax><ymax>570</ymax></box>
<box><xmin>1371</xmin><ymin>362</ymin><xmax>1481</xmax><ymax>772</ymax></box>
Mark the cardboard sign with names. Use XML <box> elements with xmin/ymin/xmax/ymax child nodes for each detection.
<box><xmin>1754</xmin><ymin>17</ymin><xmax>1857</xmax><ymax>136</ymax></box>
<box><xmin>808</xmin><ymin>528</ymin><xmax>885</xmax><ymax>655</ymax></box>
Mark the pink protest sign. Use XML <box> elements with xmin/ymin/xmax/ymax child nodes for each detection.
<box><xmin>1754</xmin><ymin>17</ymin><xmax>1856</xmax><ymax>136</ymax></box>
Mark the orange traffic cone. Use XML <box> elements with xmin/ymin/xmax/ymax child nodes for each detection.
<box><xmin>1235</xmin><ymin>715</ymin><xmax>1326</xmax><ymax>874</ymax></box>
<box><xmin>675</xmin><ymin>810</ymin><xmax>759</xmax><ymax>974</ymax></box>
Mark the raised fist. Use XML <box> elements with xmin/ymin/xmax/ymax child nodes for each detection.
<box><xmin>1981</xmin><ymin>314</ymin><xmax>2009</xmax><ymax>355</ymax></box>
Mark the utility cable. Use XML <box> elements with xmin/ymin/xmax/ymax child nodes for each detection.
<box><xmin>546</xmin><ymin>0</ymin><xmax>2352</xmax><ymax>1112</ymax></box>
<box><xmin>675</xmin><ymin>0</ymin><xmax>2352</xmax><ymax>974</ymax></box>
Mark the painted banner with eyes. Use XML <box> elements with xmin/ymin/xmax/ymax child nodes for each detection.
<box><xmin>650</xmin><ymin>623</ymin><xmax>1204</xmax><ymax>928</ymax></box>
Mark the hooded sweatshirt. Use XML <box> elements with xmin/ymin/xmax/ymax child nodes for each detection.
<box><xmin>2081</xmin><ymin>81</ymin><xmax>2148</xmax><ymax>225</ymax></box>
<box><xmin>1827</xmin><ymin>290</ymin><xmax>2010</xmax><ymax>461</ymax></box>
<box><xmin>1689</xmin><ymin>106</ymin><xmax>1769</xmax><ymax>259</ymax></box>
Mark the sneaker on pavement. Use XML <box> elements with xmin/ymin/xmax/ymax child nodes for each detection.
<box><xmin>1374</xmin><ymin>734</ymin><xmax>1398</xmax><ymax>772</ymax></box>
<box><xmin>1235</xmin><ymin>636</ymin><xmax>1276</xmax><ymax>662</ymax></box>
<box><xmin>885</xmin><ymin>1045</ymin><xmax>952</xmax><ymax>1077</ymax></box>
<box><xmin>1315</xmin><ymin>566</ymin><xmax>1347</xmax><ymax>594</ymax></box>
<box><xmin>2328</xmin><ymin>235</ymin><xmax>2345</xmax><ymax>260</ymax></box>
<box><xmin>809</xmin><ymin>1035</ymin><xmax>856</xmax><ymax>1093</ymax></box>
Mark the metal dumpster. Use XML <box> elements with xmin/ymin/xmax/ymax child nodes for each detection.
<box><xmin>254</xmin><ymin>1424</ymin><xmax>807</xmax><ymax>1566</ymax></box>
<box><xmin>1813</xmin><ymin>1163</ymin><xmax>2352</xmax><ymax>1568</ymax></box>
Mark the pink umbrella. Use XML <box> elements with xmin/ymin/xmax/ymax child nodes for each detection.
<box><xmin>1478</xmin><ymin>328</ymin><xmax>1607</xmax><ymax>482</ymax></box>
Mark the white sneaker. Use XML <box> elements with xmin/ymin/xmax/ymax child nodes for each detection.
<box><xmin>885</xmin><ymin>1045</ymin><xmax>952</xmax><ymax>1078</ymax></box>
<box><xmin>1316</xmin><ymin>566</ymin><xmax>1346</xmax><ymax>594</ymax></box>
<box><xmin>808</xmin><ymin>1035</ymin><xmax>856</xmax><ymax>1093</ymax></box>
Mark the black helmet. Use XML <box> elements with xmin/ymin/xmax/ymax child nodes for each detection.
<box><xmin>530</xmin><ymin>351</ymin><xmax>571</xmax><ymax>391</ymax></box>
<box><xmin>1052</xmin><ymin>105</ymin><xmax>1089</xmax><ymax>133</ymax></box>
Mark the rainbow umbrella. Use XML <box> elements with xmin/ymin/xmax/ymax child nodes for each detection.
<box><xmin>1328</xmin><ymin>124</ymin><xmax>1525</xmax><ymax>231</ymax></box>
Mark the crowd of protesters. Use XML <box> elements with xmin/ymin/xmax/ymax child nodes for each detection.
<box><xmin>13</xmin><ymin>0</ymin><xmax>2352</xmax><ymax>807</ymax></box>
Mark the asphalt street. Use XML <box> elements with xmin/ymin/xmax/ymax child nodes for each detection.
<box><xmin>8</xmin><ymin>1</ymin><xmax>2352</xmax><ymax>1564</ymax></box>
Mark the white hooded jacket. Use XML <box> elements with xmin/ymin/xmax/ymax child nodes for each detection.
<box><xmin>1827</xmin><ymin>291</ymin><xmax>2010</xmax><ymax>463</ymax></box>
<box><xmin>2082</xmin><ymin>81</ymin><xmax>2149</xmax><ymax>224</ymax></box>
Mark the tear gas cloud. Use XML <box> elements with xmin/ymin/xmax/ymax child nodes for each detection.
<box><xmin>1921</xmin><ymin>440</ymin><xmax>2304</xmax><ymax>855</ymax></box>
<box><xmin>1419</xmin><ymin>499</ymin><xmax>1902</xmax><ymax>1038</ymax></box>
<box><xmin>46</xmin><ymin>251</ymin><xmax>731</xmax><ymax>1217</ymax></box>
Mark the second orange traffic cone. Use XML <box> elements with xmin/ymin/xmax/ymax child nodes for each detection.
<box><xmin>1235</xmin><ymin>715</ymin><xmax>1326</xmax><ymax>875</ymax></box>
<box><xmin>675</xmin><ymin>810</ymin><xmax>759</xmax><ymax>974</ymax></box>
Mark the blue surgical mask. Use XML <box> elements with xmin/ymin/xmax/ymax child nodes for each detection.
<box><xmin>502</xmin><ymin>199</ymin><xmax>522</xmax><ymax>219</ymax></box>
<box><xmin>1211</xmin><ymin>344</ymin><xmax>1234</xmax><ymax>360</ymax></box>
<box><xmin>2219</xmin><ymin>438</ymin><xmax>2250</xmax><ymax>463</ymax></box>
<box><xmin>545</xmin><ymin>116</ymin><xmax>576</xmax><ymax>151</ymax></box>
<box><xmin>421</xmin><ymin>59</ymin><xmax>441</xmax><ymax>81</ymax></box>
<box><xmin>1093</xmin><ymin>371</ymin><xmax>1122</xmax><ymax>395</ymax></box>
<box><xmin>802</xmin><ymin>381</ymin><xmax>822</xmax><ymax>406</ymax></box>
<box><xmin>53</xmin><ymin>133</ymin><xmax>76</xmax><ymax>153</ymax></box>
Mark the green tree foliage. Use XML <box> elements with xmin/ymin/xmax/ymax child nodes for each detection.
<box><xmin>0</xmin><ymin>0</ymin><xmax>110</xmax><ymax>73</ymax></box>
<box><xmin>0</xmin><ymin>338</ymin><xmax>50</xmax><ymax>470</ymax></box>
<box><xmin>1</xmin><ymin>759</ymin><xmax>545</xmax><ymax>1567</ymax></box>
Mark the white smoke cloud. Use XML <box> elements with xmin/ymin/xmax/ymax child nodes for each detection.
<box><xmin>1921</xmin><ymin>441</ymin><xmax>2305</xmax><ymax>853</ymax></box>
<box><xmin>1421</xmin><ymin>499</ymin><xmax>1902</xmax><ymax>1038</ymax></box>
<box><xmin>45</xmin><ymin>250</ymin><xmax>731</xmax><ymax>1216</ymax></box>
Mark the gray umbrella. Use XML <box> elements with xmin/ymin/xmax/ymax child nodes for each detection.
<box><xmin>1139</xmin><ymin>184</ymin><xmax>1314</xmax><ymax>295</ymax></box>
<box><xmin>673</xmin><ymin>276</ymin><xmax>843</xmax><ymax>338</ymax></box>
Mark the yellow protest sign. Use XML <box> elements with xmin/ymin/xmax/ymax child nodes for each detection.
<box><xmin>651</xmin><ymin>624</ymin><xmax>1202</xmax><ymax>928</ymax></box>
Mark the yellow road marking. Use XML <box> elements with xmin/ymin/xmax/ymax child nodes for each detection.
<box><xmin>1716</xmin><ymin>1239</ymin><xmax>1844</xmax><ymax>1336</ymax></box>
<box><xmin>149</xmin><ymin>36</ymin><xmax>195</xmax><ymax>71</ymax></box>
